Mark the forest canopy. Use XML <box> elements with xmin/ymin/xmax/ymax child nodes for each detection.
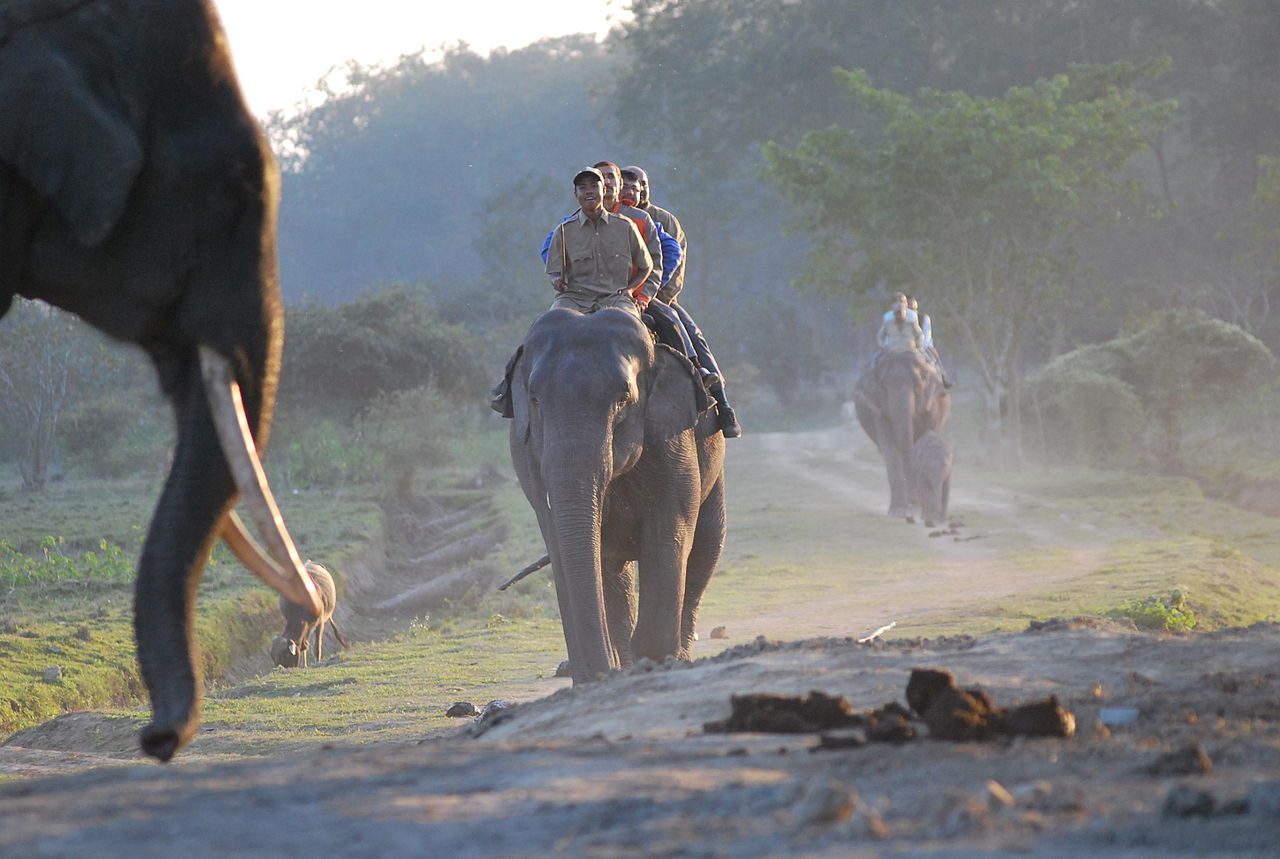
<box><xmin>3</xmin><ymin>0</ymin><xmax>1280</xmax><ymax>479</ymax></box>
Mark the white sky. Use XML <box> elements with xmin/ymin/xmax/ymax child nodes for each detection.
<box><xmin>214</xmin><ymin>1</ymin><xmax>628</xmax><ymax>117</ymax></box>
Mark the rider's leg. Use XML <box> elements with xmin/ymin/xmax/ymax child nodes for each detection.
<box><xmin>644</xmin><ymin>301</ymin><xmax>718</xmax><ymax>388</ymax></box>
<box><xmin>671</xmin><ymin>302</ymin><xmax>741</xmax><ymax>438</ymax></box>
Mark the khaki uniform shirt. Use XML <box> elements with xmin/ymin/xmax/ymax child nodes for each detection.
<box><xmin>545</xmin><ymin>209</ymin><xmax>653</xmax><ymax>301</ymax></box>
<box><xmin>644</xmin><ymin>202</ymin><xmax>687</xmax><ymax>303</ymax></box>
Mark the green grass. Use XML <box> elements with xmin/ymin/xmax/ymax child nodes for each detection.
<box><xmin>5</xmin><ymin>426</ymin><xmax>1280</xmax><ymax>759</ymax></box>
<box><xmin>189</xmin><ymin>616</ymin><xmax>568</xmax><ymax>756</ymax></box>
<box><xmin>0</xmin><ymin>480</ymin><xmax>384</xmax><ymax>738</ymax></box>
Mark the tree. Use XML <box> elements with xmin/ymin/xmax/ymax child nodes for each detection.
<box><xmin>278</xmin><ymin>284</ymin><xmax>486</xmax><ymax>421</ymax></box>
<box><xmin>762</xmin><ymin>61</ymin><xmax>1175</xmax><ymax>462</ymax></box>
<box><xmin>0</xmin><ymin>301</ymin><xmax>123</xmax><ymax>488</ymax></box>
<box><xmin>264</xmin><ymin>37</ymin><xmax>645</xmax><ymax>304</ymax></box>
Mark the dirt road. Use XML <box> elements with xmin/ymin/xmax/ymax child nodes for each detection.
<box><xmin>3</xmin><ymin>429</ymin><xmax>1280</xmax><ymax>856</ymax></box>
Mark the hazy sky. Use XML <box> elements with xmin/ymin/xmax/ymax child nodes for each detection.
<box><xmin>214</xmin><ymin>0</ymin><xmax>628</xmax><ymax>116</ymax></box>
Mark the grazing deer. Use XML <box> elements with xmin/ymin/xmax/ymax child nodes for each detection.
<box><xmin>270</xmin><ymin>562</ymin><xmax>349</xmax><ymax>668</ymax></box>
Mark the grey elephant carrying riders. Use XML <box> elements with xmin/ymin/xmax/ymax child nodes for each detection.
<box><xmin>508</xmin><ymin>306</ymin><xmax>726</xmax><ymax>684</ymax></box>
<box><xmin>621</xmin><ymin>164</ymin><xmax>742</xmax><ymax>438</ymax></box>
<box><xmin>854</xmin><ymin>348</ymin><xmax>951</xmax><ymax>520</ymax></box>
<box><xmin>1</xmin><ymin>0</ymin><xmax>324</xmax><ymax>762</ymax></box>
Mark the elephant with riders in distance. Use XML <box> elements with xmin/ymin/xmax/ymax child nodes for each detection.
<box><xmin>1</xmin><ymin>0</ymin><xmax>325</xmax><ymax>761</ymax></box>
<box><xmin>854</xmin><ymin>349</ymin><xmax>952</xmax><ymax>521</ymax></box>
<box><xmin>507</xmin><ymin>306</ymin><xmax>727</xmax><ymax>684</ymax></box>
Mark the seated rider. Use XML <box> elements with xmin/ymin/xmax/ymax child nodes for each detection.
<box><xmin>538</xmin><ymin>162</ymin><xmax>719</xmax><ymax>391</ymax></box>
<box><xmin>870</xmin><ymin>293</ymin><xmax>921</xmax><ymax>366</ymax></box>
<box><xmin>619</xmin><ymin>165</ymin><xmax>740</xmax><ymax>437</ymax></box>
<box><xmin>489</xmin><ymin>166</ymin><xmax>652</xmax><ymax>415</ymax></box>
<box><xmin>877</xmin><ymin>304</ymin><xmax>924</xmax><ymax>353</ymax></box>
<box><xmin>908</xmin><ymin>297</ymin><xmax>952</xmax><ymax>388</ymax></box>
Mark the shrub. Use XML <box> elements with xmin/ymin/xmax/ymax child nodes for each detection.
<box><xmin>1108</xmin><ymin>589</ymin><xmax>1197</xmax><ymax>632</ymax></box>
<box><xmin>1031</xmin><ymin>364</ymin><xmax>1147</xmax><ymax>466</ymax></box>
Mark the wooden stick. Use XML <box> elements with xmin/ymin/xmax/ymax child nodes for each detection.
<box><xmin>497</xmin><ymin>554</ymin><xmax>551</xmax><ymax>591</ymax></box>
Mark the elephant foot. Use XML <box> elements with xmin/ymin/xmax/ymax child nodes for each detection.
<box><xmin>139</xmin><ymin>716</ymin><xmax>197</xmax><ymax>762</ymax></box>
<box><xmin>888</xmin><ymin>506</ymin><xmax>913</xmax><ymax>519</ymax></box>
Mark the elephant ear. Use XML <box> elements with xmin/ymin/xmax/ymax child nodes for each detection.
<box><xmin>0</xmin><ymin>28</ymin><xmax>143</xmax><ymax>247</ymax></box>
<box><xmin>643</xmin><ymin>347</ymin><xmax>702</xmax><ymax>446</ymax></box>
<box><xmin>508</xmin><ymin>345</ymin><xmax>531</xmax><ymax>444</ymax></box>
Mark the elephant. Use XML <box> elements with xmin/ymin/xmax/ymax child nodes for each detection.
<box><xmin>854</xmin><ymin>349</ymin><xmax>950</xmax><ymax>518</ymax></box>
<box><xmin>0</xmin><ymin>0</ymin><xmax>323</xmax><ymax>761</ymax></box>
<box><xmin>508</xmin><ymin>307</ymin><xmax>726</xmax><ymax>684</ymax></box>
<box><xmin>911</xmin><ymin>430</ymin><xmax>953</xmax><ymax>528</ymax></box>
<box><xmin>271</xmin><ymin>562</ymin><xmax>350</xmax><ymax>668</ymax></box>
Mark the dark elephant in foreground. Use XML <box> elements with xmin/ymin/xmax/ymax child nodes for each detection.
<box><xmin>508</xmin><ymin>308</ymin><xmax>726</xmax><ymax>683</ymax></box>
<box><xmin>912</xmin><ymin>430</ymin><xmax>953</xmax><ymax>528</ymax></box>
<box><xmin>271</xmin><ymin>562</ymin><xmax>350</xmax><ymax>668</ymax></box>
<box><xmin>855</xmin><ymin>350</ymin><xmax>950</xmax><ymax>518</ymax></box>
<box><xmin>0</xmin><ymin>0</ymin><xmax>322</xmax><ymax>760</ymax></box>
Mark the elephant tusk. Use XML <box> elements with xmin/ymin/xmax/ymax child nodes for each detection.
<box><xmin>218</xmin><ymin>511</ymin><xmax>318</xmax><ymax>610</ymax></box>
<box><xmin>199</xmin><ymin>346</ymin><xmax>323</xmax><ymax>617</ymax></box>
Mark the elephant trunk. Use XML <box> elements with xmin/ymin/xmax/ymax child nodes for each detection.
<box><xmin>544</xmin><ymin>437</ymin><xmax>616</xmax><ymax>684</ymax></box>
<box><xmin>135</xmin><ymin>356</ymin><xmax>240</xmax><ymax>761</ymax></box>
<box><xmin>885</xmin><ymin>396</ymin><xmax>916</xmax><ymax>516</ymax></box>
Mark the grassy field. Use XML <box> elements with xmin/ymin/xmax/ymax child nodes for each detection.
<box><xmin>3</xmin><ymin>425</ymin><xmax>1280</xmax><ymax>760</ymax></box>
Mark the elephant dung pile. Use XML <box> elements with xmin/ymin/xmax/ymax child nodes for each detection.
<box><xmin>704</xmin><ymin>667</ymin><xmax>1076</xmax><ymax>748</ymax></box>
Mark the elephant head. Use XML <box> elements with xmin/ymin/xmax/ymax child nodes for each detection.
<box><xmin>509</xmin><ymin>308</ymin><xmax>724</xmax><ymax>684</ymax></box>
<box><xmin>912</xmin><ymin>430</ymin><xmax>953</xmax><ymax>528</ymax></box>
<box><xmin>855</xmin><ymin>350</ymin><xmax>950</xmax><ymax>518</ymax></box>
<box><xmin>1</xmin><ymin>0</ymin><xmax>321</xmax><ymax>760</ymax></box>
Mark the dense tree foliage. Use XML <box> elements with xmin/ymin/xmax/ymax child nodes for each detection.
<box><xmin>277</xmin><ymin>284</ymin><xmax>485</xmax><ymax>420</ymax></box>
<box><xmin>763</xmin><ymin>61</ymin><xmax>1175</xmax><ymax>458</ymax></box>
<box><xmin>4</xmin><ymin>0</ymin><xmax>1280</xmax><ymax>482</ymax></box>
<box><xmin>266</xmin><ymin>36</ymin><xmax>645</xmax><ymax>303</ymax></box>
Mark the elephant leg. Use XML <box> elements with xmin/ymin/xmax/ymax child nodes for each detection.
<box><xmin>633</xmin><ymin>525</ymin><xmax>693</xmax><ymax>664</ymax></box>
<box><xmin>602</xmin><ymin>554</ymin><xmax>636</xmax><ymax>669</ymax></box>
<box><xmin>314</xmin><ymin>620</ymin><xmax>325</xmax><ymax>664</ymax></box>
<box><xmin>524</xmin><ymin>493</ymin><xmax>581</xmax><ymax>671</ymax></box>
<box><xmin>681</xmin><ymin>476</ymin><xmax>726</xmax><ymax>658</ymax></box>
<box><xmin>135</xmin><ymin>359</ymin><xmax>235</xmax><ymax>762</ymax></box>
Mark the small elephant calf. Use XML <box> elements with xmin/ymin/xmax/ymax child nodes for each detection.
<box><xmin>912</xmin><ymin>430</ymin><xmax>954</xmax><ymax>529</ymax></box>
<box><xmin>270</xmin><ymin>561</ymin><xmax>350</xmax><ymax>668</ymax></box>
